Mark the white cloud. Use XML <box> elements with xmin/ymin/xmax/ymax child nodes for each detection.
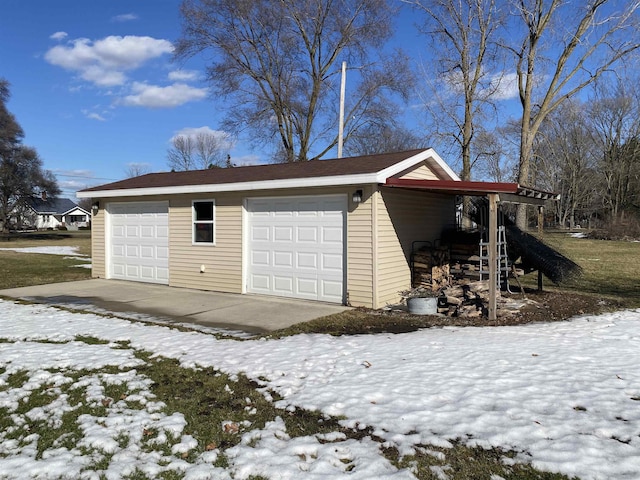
<box><xmin>168</xmin><ymin>70</ymin><xmax>199</xmax><ymax>82</ymax></box>
<box><xmin>120</xmin><ymin>82</ymin><xmax>207</xmax><ymax>108</ymax></box>
<box><xmin>50</xmin><ymin>31</ymin><xmax>68</xmax><ymax>41</ymax></box>
<box><xmin>44</xmin><ymin>35</ymin><xmax>173</xmax><ymax>87</ymax></box>
<box><xmin>485</xmin><ymin>72</ymin><xmax>519</xmax><ymax>101</ymax></box>
<box><xmin>82</xmin><ymin>110</ymin><xmax>106</xmax><ymax>121</ymax></box>
<box><xmin>112</xmin><ymin>13</ymin><xmax>138</xmax><ymax>22</ymax></box>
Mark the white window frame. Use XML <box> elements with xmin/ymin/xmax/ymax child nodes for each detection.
<box><xmin>192</xmin><ymin>199</ymin><xmax>216</xmax><ymax>245</ymax></box>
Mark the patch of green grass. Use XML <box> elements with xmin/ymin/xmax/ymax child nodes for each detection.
<box><xmin>520</xmin><ymin>232</ymin><xmax>640</xmax><ymax>306</ymax></box>
<box><xmin>0</xmin><ymin>252</ymin><xmax>91</xmax><ymax>289</ymax></box>
<box><xmin>0</xmin><ymin>230</ymin><xmax>91</xmax><ymax>255</ymax></box>
<box><xmin>386</xmin><ymin>441</ymin><xmax>577</xmax><ymax>480</ymax></box>
<box><xmin>75</xmin><ymin>335</ymin><xmax>109</xmax><ymax>345</ymax></box>
<box><xmin>0</xmin><ymin>231</ymin><xmax>91</xmax><ymax>289</ymax></box>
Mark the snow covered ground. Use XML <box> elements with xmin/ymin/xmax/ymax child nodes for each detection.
<box><xmin>1</xmin><ymin>300</ymin><xmax>639</xmax><ymax>479</ymax></box>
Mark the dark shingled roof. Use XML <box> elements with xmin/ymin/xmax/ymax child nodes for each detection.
<box><xmin>80</xmin><ymin>149</ymin><xmax>427</xmax><ymax>193</ymax></box>
<box><xmin>27</xmin><ymin>197</ymin><xmax>85</xmax><ymax>215</ymax></box>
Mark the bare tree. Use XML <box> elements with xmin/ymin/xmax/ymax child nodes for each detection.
<box><xmin>175</xmin><ymin>0</ymin><xmax>412</xmax><ymax>162</ymax></box>
<box><xmin>124</xmin><ymin>163</ymin><xmax>152</xmax><ymax>178</ymax></box>
<box><xmin>409</xmin><ymin>0</ymin><xmax>502</xmax><ymax>180</ymax></box>
<box><xmin>589</xmin><ymin>79</ymin><xmax>640</xmax><ymax>222</ymax></box>
<box><xmin>167</xmin><ymin>130</ymin><xmax>231</xmax><ymax>171</ymax></box>
<box><xmin>344</xmin><ymin>123</ymin><xmax>425</xmax><ymax>157</ymax></box>
<box><xmin>533</xmin><ymin>100</ymin><xmax>598</xmax><ymax>228</ymax></box>
<box><xmin>506</xmin><ymin>0</ymin><xmax>640</xmax><ymax>229</ymax></box>
<box><xmin>407</xmin><ymin>0</ymin><xmax>503</xmax><ymax>226</ymax></box>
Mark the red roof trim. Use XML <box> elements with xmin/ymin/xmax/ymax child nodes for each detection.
<box><xmin>384</xmin><ymin>178</ymin><xmax>559</xmax><ymax>201</ymax></box>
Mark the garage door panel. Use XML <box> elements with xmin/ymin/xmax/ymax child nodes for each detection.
<box><xmin>322</xmin><ymin>226</ymin><xmax>342</xmax><ymax>243</ymax></box>
<box><xmin>297</xmin><ymin>277</ymin><xmax>318</xmax><ymax>297</ymax></box>
<box><xmin>322</xmin><ymin>253</ymin><xmax>343</xmax><ymax>272</ymax></box>
<box><xmin>322</xmin><ymin>279</ymin><xmax>343</xmax><ymax>298</ymax></box>
<box><xmin>251</xmin><ymin>273</ymin><xmax>270</xmax><ymax>291</ymax></box>
<box><xmin>156</xmin><ymin>225</ymin><xmax>168</xmax><ymax>238</ymax></box>
<box><xmin>251</xmin><ymin>226</ymin><xmax>270</xmax><ymax>242</ymax></box>
<box><xmin>274</xmin><ymin>226</ymin><xmax>293</xmax><ymax>242</ymax></box>
<box><xmin>297</xmin><ymin>226</ymin><xmax>317</xmax><ymax>243</ymax></box>
<box><xmin>251</xmin><ymin>250</ymin><xmax>270</xmax><ymax>266</ymax></box>
<box><xmin>297</xmin><ymin>252</ymin><xmax>317</xmax><ymax>269</ymax></box>
<box><xmin>273</xmin><ymin>251</ymin><xmax>293</xmax><ymax>268</ymax></box>
<box><xmin>247</xmin><ymin>195</ymin><xmax>345</xmax><ymax>303</ymax></box>
<box><xmin>140</xmin><ymin>266</ymin><xmax>156</xmax><ymax>281</ymax></box>
<box><xmin>108</xmin><ymin>202</ymin><xmax>169</xmax><ymax>285</ymax></box>
<box><xmin>273</xmin><ymin>276</ymin><xmax>294</xmax><ymax>294</ymax></box>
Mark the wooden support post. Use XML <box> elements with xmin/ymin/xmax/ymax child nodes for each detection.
<box><xmin>538</xmin><ymin>269</ymin><xmax>543</xmax><ymax>291</ymax></box>
<box><xmin>537</xmin><ymin>205</ymin><xmax>544</xmax><ymax>291</ymax></box>
<box><xmin>488</xmin><ymin>193</ymin><xmax>498</xmax><ymax>321</ymax></box>
<box><xmin>538</xmin><ymin>205</ymin><xmax>544</xmax><ymax>237</ymax></box>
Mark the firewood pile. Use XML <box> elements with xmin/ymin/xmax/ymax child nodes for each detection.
<box><xmin>438</xmin><ymin>280</ymin><xmax>532</xmax><ymax>318</ymax></box>
<box><xmin>411</xmin><ymin>246</ymin><xmax>450</xmax><ymax>290</ymax></box>
<box><xmin>449</xmin><ymin>242</ymin><xmax>483</xmax><ymax>279</ymax></box>
<box><xmin>438</xmin><ymin>281</ymin><xmax>492</xmax><ymax>317</ymax></box>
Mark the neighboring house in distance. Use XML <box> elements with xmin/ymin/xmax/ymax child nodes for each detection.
<box><xmin>25</xmin><ymin>196</ymin><xmax>91</xmax><ymax>230</ymax></box>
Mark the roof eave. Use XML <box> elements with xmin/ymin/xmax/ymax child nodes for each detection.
<box><xmin>77</xmin><ymin>172</ymin><xmax>385</xmax><ymax>198</ymax></box>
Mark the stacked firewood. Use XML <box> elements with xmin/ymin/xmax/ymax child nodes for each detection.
<box><xmin>412</xmin><ymin>246</ymin><xmax>450</xmax><ymax>290</ymax></box>
<box><xmin>436</xmin><ymin>280</ymin><xmax>492</xmax><ymax>317</ymax></box>
<box><xmin>448</xmin><ymin>242</ymin><xmax>482</xmax><ymax>279</ymax></box>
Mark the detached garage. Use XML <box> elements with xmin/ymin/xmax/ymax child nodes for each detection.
<box><xmin>78</xmin><ymin>149</ymin><xmax>459</xmax><ymax>309</ymax></box>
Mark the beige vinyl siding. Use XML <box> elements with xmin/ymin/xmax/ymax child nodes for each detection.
<box><xmin>90</xmin><ymin>201</ymin><xmax>105</xmax><ymax>278</ymax></box>
<box><xmin>169</xmin><ymin>193</ymin><xmax>243</xmax><ymax>293</ymax></box>
<box><xmin>374</xmin><ymin>187</ymin><xmax>455</xmax><ymax>308</ymax></box>
<box><xmin>346</xmin><ymin>185</ymin><xmax>375</xmax><ymax>308</ymax></box>
<box><xmin>393</xmin><ymin>163</ymin><xmax>439</xmax><ymax>180</ymax></box>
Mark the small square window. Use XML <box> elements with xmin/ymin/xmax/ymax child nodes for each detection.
<box><xmin>193</xmin><ymin>200</ymin><xmax>215</xmax><ymax>244</ymax></box>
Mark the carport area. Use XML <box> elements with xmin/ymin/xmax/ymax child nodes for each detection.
<box><xmin>0</xmin><ymin>279</ymin><xmax>349</xmax><ymax>335</ymax></box>
<box><xmin>385</xmin><ymin>178</ymin><xmax>560</xmax><ymax>320</ymax></box>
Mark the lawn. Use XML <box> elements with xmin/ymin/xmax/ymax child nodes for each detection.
<box><xmin>0</xmin><ymin>231</ymin><xmax>92</xmax><ymax>289</ymax></box>
<box><xmin>530</xmin><ymin>231</ymin><xmax>640</xmax><ymax>304</ymax></box>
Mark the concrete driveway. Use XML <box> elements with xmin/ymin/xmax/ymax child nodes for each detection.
<box><xmin>0</xmin><ymin>279</ymin><xmax>349</xmax><ymax>334</ymax></box>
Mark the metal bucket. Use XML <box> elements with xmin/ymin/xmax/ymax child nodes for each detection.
<box><xmin>407</xmin><ymin>297</ymin><xmax>438</xmax><ymax>315</ymax></box>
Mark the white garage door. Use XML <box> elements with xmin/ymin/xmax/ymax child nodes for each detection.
<box><xmin>247</xmin><ymin>195</ymin><xmax>346</xmax><ymax>303</ymax></box>
<box><xmin>108</xmin><ymin>202</ymin><xmax>169</xmax><ymax>284</ymax></box>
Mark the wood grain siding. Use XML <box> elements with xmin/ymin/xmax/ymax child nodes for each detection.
<box><xmin>90</xmin><ymin>198</ymin><xmax>105</xmax><ymax>278</ymax></box>
<box><xmin>169</xmin><ymin>193</ymin><xmax>243</xmax><ymax>293</ymax></box>
<box><xmin>375</xmin><ymin>188</ymin><xmax>455</xmax><ymax>307</ymax></box>
<box><xmin>394</xmin><ymin>163</ymin><xmax>439</xmax><ymax>180</ymax></box>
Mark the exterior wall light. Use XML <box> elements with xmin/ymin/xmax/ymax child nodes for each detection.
<box><xmin>352</xmin><ymin>189</ymin><xmax>363</xmax><ymax>204</ymax></box>
<box><xmin>91</xmin><ymin>201</ymin><xmax>100</xmax><ymax>214</ymax></box>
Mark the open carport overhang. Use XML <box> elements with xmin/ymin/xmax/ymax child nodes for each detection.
<box><xmin>383</xmin><ymin>177</ymin><xmax>560</xmax><ymax>321</ymax></box>
<box><xmin>384</xmin><ymin>178</ymin><xmax>560</xmax><ymax>206</ymax></box>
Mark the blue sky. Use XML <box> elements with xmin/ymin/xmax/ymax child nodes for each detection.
<box><xmin>1</xmin><ymin>1</ymin><xmax>230</xmax><ymax>198</ymax></box>
<box><xmin>1</xmin><ymin>1</ymin><xmax>515</xmax><ymax>200</ymax></box>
